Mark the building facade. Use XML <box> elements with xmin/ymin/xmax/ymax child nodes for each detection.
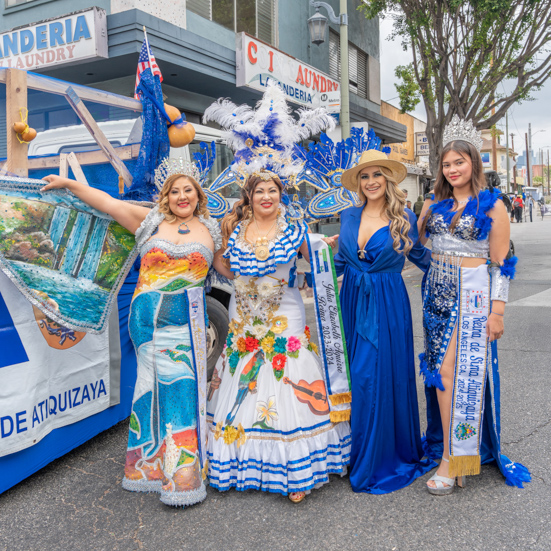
<box><xmin>380</xmin><ymin>100</ymin><xmax>429</xmax><ymax>201</ymax></box>
<box><xmin>0</xmin><ymin>0</ymin><xmax>406</xmax><ymax>159</ymax></box>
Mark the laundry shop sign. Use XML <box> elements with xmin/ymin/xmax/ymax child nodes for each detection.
<box><xmin>0</xmin><ymin>8</ymin><xmax>108</xmax><ymax>71</ymax></box>
<box><xmin>236</xmin><ymin>33</ymin><xmax>340</xmax><ymax>114</ymax></box>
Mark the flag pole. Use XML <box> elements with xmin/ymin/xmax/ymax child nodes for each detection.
<box><xmin>142</xmin><ymin>25</ymin><xmax>153</xmax><ymax>70</ymax></box>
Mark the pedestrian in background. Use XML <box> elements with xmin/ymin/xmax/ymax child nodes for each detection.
<box><xmin>507</xmin><ymin>194</ymin><xmax>515</xmax><ymax>223</ymax></box>
<box><xmin>513</xmin><ymin>195</ymin><xmax>524</xmax><ymax>223</ymax></box>
<box><xmin>414</xmin><ymin>195</ymin><xmax>424</xmax><ymax>217</ymax></box>
<box><xmin>526</xmin><ymin>196</ymin><xmax>533</xmax><ymax>222</ymax></box>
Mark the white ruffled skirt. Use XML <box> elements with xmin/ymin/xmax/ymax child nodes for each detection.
<box><xmin>206</xmin><ymin>281</ymin><xmax>351</xmax><ymax>495</ymax></box>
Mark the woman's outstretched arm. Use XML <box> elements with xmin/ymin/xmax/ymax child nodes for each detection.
<box><xmin>41</xmin><ymin>175</ymin><xmax>150</xmax><ymax>234</ymax></box>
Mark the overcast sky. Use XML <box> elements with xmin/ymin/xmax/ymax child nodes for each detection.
<box><xmin>379</xmin><ymin>19</ymin><xmax>551</xmax><ymax>160</ymax></box>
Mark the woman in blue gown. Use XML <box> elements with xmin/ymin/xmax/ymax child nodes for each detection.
<box><xmin>334</xmin><ymin>150</ymin><xmax>436</xmax><ymax>494</ymax></box>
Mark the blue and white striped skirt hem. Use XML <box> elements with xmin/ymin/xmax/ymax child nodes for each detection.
<box><xmin>207</xmin><ymin>424</ymin><xmax>351</xmax><ymax>495</ymax></box>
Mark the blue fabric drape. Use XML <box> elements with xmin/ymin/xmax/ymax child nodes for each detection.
<box><xmin>124</xmin><ymin>70</ymin><xmax>170</xmax><ymax>201</ymax></box>
<box><xmin>334</xmin><ymin>206</ymin><xmax>435</xmax><ymax>493</ymax></box>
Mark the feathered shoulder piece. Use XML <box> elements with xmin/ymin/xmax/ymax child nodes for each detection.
<box><xmin>222</xmin><ymin>216</ymin><xmax>308</xmax><ymax>277</ymax></box>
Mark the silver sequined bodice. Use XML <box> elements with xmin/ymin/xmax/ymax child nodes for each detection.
<box><xmin>427</xmin><ymin>213</ymin><xmax>489</xmax><ymax>258</ymax></box>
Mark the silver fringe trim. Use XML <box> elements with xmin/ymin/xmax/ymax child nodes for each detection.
<box><xmin>426</xmin><ymin>254</ymin><xmax>463</xmax><ymax>298</ymax></box>
<box><xmin>134</xmin><ymin>206</ymin><xmax>222</xmax><ymax>254</ymax></box>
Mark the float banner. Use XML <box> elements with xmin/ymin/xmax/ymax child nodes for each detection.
<box><xmin>449</xmin><ymin>264</ymin><xmax>490</xmax><ymax>477</ymax></box>
<box><xmin>306</xmin><ymin>234</ymin><xmax>351</xmax><ymax>423</ymax></box>
<box><xmin>0</xmin><ymin>176</ymin><xmax>138</xmax><ymax>333</ymax></box>
<box><xmin>187</xmin><ymin>286</ymin><xmax>208</xmax><ymax>468</ymax></box>
<box><xmin>0</xmin><ymin>269</ymin><xmax>121</xmax><ymax>457</ymax></box>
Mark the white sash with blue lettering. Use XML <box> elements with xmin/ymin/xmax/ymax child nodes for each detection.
<box><xmin>186</xmin><ymin>286</ymin><xmax>208</xmax><ymax>469</ymax></box>
<box><xmin>306</xmin><ymin>234</ymin><xmax>351</xmax><ymax>423</ymax></box>
<box><xmin>449</xmin><ymin>264</ymin><xmax>490</xmax><ymax>476</ymax></box>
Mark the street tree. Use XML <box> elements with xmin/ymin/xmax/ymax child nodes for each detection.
<box><xmin>360</xmin><ymin>0</ymin><xmax>551</xmax><ymax>176</ymax></box>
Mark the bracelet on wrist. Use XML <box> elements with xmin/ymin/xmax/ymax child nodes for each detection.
<box><xmin>491</xmin><ymin>311</ymin><xmax>504</xmax><ymax>317</ymax></box>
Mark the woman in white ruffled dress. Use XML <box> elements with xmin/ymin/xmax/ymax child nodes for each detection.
<box><xmin>208</xmin><ymin>173</ymin><xmax>351</xmax><ymax>503</ymax></box>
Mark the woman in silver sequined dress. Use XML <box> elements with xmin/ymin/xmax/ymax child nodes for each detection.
<box><xmin>417</xmin><ymin>126</ymin><xmax>530</xmax><ymax>495</ymax></box>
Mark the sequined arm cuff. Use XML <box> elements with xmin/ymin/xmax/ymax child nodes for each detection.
<box><xmin>489</xmin><ymin>266</ymin><xmax>510</xmax><ymax>303</ymax></box>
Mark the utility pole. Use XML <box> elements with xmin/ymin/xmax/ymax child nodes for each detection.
<box><xmin>491</xmin><ymin>125</ymin><xmax>498</xmax><ymax>171</ymax></box>
<box><xmin>339</xmin><ymin>0</ymin><xmax>350</xmax><ymax>140</ymax></box>
<box><xmin>525</xmin><ymin>132</ymin><xmax>531</xmax><ymax>187</ymax></box>
<box><xmin>547</xmin><ymin>149</ymin><xmax>551</xmax><ymax>195</ymax></box>
<box><xmin>511</xmin><ymin>133</ymin><xmax>517</xmax><ymax>192</ymax></box>
<box><xmin>506</xmin><ymin>112</ymin><xmax>510</xmax><ymax>193</ymax></box>
<box><xmin>528</xmin><ymin>123</ymin><xmax>533</xmax><ymax>184</ymax></box>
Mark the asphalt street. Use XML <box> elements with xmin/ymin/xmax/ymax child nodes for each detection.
<box><xmin>0</xmin><ymin>216</ymin><xmax>550</xmax><ymax>551</ymax></box>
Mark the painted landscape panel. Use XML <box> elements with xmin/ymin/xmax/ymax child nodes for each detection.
<box><xmin>0</xmin><ymin>177</ymin><xmax>138</xmax><ymax>333</ymax></box>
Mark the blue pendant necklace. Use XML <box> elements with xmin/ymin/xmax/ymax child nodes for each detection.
<box><xmin>177</xmin><ymin>215</ymin><xmax>193</xmax><ymax>235</ymax></box>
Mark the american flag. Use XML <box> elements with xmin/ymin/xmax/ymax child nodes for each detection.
<box><xmin>134</xmin><ymin>37</ymin><xmax>163</xmax><ymax>99</ymax></box>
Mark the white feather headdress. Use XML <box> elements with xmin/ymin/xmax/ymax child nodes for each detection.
<box><xmin>203</xmin><ymin>82</ymin><xmax>336</xmax><ymax>188</ymax></box>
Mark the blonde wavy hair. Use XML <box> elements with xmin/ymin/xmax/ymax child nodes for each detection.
<box><xmin>356</xmin><ymin>166</ymin><xmax>412</xmax><ymax>255</ymax></box>
<box><xmin>157</xmin><ymin>174</ymin><xmax>209</xmax><ymax>222</ymax></box>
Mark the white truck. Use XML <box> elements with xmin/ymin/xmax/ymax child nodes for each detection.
<box><xmin>29</xmin><ymin>118</ymin><xmax>237</xmax><ymax>376</ymax></box>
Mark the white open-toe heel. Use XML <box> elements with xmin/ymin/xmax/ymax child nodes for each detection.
<box><xmin>426</xmin><ymin>457</ymin><xmax>466</xmax><ymax>496</ymax></box>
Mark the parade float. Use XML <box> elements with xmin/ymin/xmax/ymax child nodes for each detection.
<box><xmin>0</xmin><ymin>50</ymin><xmax>392</xmax><ymax>494</ymax></box>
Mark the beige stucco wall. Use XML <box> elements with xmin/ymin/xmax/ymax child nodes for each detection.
<box><xmin>380</xmin><ymin>101</ymin><xmax>416</xmax><ymax>163</ymax></box>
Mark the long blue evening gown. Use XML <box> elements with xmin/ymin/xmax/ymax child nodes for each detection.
<box><xmin>334</xmin><ymin>206</ymin><xmax>436</xmax><ymax>494</ymax></box>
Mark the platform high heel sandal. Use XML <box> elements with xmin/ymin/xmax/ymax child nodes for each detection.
<box><xmin>426</xmin><ymin>457</ymin><xmax>466</xmax><ymax>496</ymax></box>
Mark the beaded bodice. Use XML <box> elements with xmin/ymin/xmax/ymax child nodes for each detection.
<box><xmin>134</xmin><ymin>242</ymin><xmax>211</xmax><ymax>297</ymax></box>
<box><xmin>427</xmin><ymin>213</ymin><xmax>489</xmax><ymax>258</ymax></box>
<box><xmin>132</xmin><ymin>206</ymin><xmax>222</xmax><ymax>298</ymax></box>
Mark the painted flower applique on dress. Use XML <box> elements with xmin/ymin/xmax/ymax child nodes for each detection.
<box><xmin>253</xmin><ymin>396</ymin><xmax>279</xmax><ymax>430</ymax></box>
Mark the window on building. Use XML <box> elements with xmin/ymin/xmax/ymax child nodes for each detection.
<box><xmin>188</xmin><ymin>0</ymin><xmax>276</xmax><ymax>45</ymax></box>
<box><xmin>329</xmin><ymin>30</ymin><xmax>369</xmax><ymax>99</ymax></box>
<box><xmin>212</xmin><ymin>0</ymin><xmax>235</xmax><ymax>31</ymax></box>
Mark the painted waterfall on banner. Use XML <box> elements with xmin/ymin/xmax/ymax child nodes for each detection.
<box><xmin>0</xmin><ymin>177</ymin><xmax>137</xmax><ymax>333</ymax></box>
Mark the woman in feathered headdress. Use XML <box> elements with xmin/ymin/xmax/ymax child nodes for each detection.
<box><xmin>332</xmin><ymin>149</ymin><xmax>437</xmax><ymax>494</ymax></box>
<box><xmin>42</xmin><ymin>160</ymin><xmax>222</xmax><ymax>508</ymax></box>
<box><xmin>417</xmin><ymin>116</ymin><xmax>530</xmax><ymax>494</ymax></box>
<box><xmin>205</xmin><ymin>84</ymin><xmax>351</xmax><ymax>503</ymax></box>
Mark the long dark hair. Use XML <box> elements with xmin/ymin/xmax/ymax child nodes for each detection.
<box><xmin>421</xmin><ymin>140</ymin><xmax>486</xmax><ymax>235</ymax></box>
<box><xmin>221</xmin><ymin>174</ymin><xmax>283</xmax><ymax>250</ymax></box>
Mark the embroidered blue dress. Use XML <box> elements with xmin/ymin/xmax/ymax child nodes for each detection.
<box><xmin>421</xmin><ymin>190</ymin><xmax>530</xmax><ymax>487</ymax></box>
<box><xmin>334</xmin><ymin>206</ymin><xmax>436</xmax><ymax>494</ymax></box>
